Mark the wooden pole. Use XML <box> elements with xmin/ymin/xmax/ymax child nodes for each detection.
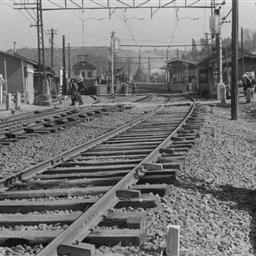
<box><xmin>127</xmin><ymin>57</ymin><xmax>130</xmax><ymax>78</ymax></box>
<box><xmin>215</xmin><ymin>8</ymin><xmax>223</xmax><ymax>84</ymax></box>
<box><xmin>51</xmin><ymin>28</ymin><xmax>54</xmax><ymax>68</ymax></box>
<box><xmin>139</xmin><ymin>48</ymin><xmax>141</xmax><ymax>70</ymax></box>
<box><xmin>62</xmin><ymin>35</ymin><xmax>67</xmax><ymax>95</ymax></box>
<box><xmin>111</xmin><ymin>31</ymin><xmax>115</xmax><ymax>95</ymax></box>
<box><xmin>241</xmin><ymin>27</ymin><xmax>244</xmax><ymax>76</ymax></box>
<box><xmin>4</xmin><ymin>60</ymin><xmax>8</xmax><ymax>94</ymax></box>
<box><xmin>231</xmin><ymin>0</ymin><xmax>239</xmax><ymax>120</ymax></box>
<box><xmin>225</xmin><ymin>46</ymin><xmax>229</xmax><ymax>85</ymax></box>
<box><xmin>148</xmin><ymin>57</ymin><xmax>150</xmax><ymax>80</ymax></box>
<box><xmin>68</xmin><ymin>43</ymin><xmax>71</xmax><ymax>79</ymax></box>
<box><xmin>166</xmin><ymin>48</ymin><xmax>169</xmax><ymax>88</ymax></box>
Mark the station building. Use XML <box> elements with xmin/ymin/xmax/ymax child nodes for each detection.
<box><xmin>0</xmin><ymin>51</ymin><xmax>59</xmax><ymax>105</ymax></box>
<box><xmin>0</xmin><ymin>51</ymin><xmax>36</xmax><ymax>104</ymax></box>
<box><xmin>167</xmin><ymin>50</ymin><xmax>256</xmax><ymax>98</ymax></box>
<box><xmin>166</xmin><ymin>58</ymin><xmax>197</xmax><ymax>93</ymax></box>
<box><xmin>197</xmin><ymin>49</ymin><xmax>256</xmax><ymax>98</ymax></box>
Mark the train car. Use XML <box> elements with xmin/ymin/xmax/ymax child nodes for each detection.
<box><xmin>72</xmin><ymin>56</ymin><xmax>97</xmax><ymax>95</ymax></box>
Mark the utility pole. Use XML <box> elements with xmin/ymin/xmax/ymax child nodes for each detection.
<box><xmin>62</xmin><ymin>35</ymin><xmax>67</xmax><ymax>95</ymax></box>
<box><xmin>82</xmin><ymin>20</ymin><xmax>85</xmax><ymax>49</ymax></box>
<box><xmin>241</xmin><ymin>27</ymin><xmax>244</xmax><ymax>75</ymax></box>
<box><xmin>48</xmin><ymin>28</ymin><xmax>57</xmax><ymax>68</ymax></box>
<box><xmin>148</xmin><ymin>57</ymin><xmax>151</xmax><ymax>81</ymax></box>
<box><xmin>231</xmin><ymin>0</ymin><xmax>239</xmax><ymax>120</ymax></box>
<box><xmin>68</xmin><ymin>43</ymin><xmax>71</xmax><ymax>79</ymax></box>
<box><xmin>127</xmin><ymin>57</ymin><xmax>131</xmax><ymax>78</ymax></box>
<box><xmin>111</xmin><ymin>31</ymin><xmax>115</xmax><ymax>95</ymax></box>
<box><xmin>205</xmin><ymin>33</ymin><xmax>210</xmax><ymax>56</ymax></box>
<box><xmin>13</xmin><ymin>42</ymin><xmax>16</xmax><ymax>54</ymax></box>
<box><xmin>36</xmin><ymin>0</ymin><xmax>47</xmax><ymax>96</ymax></box>
<box><xmin>4</xmin><ymin>60</ymin><xmax>8</xmax><ymax>94</ymax></box>
<box><xmin>166</xmin><ymin>48</ymin><xmax>169</xmax><ymax>88</ymax></box>
<box><xmin>225</xmin><ymin>46</ymin><xmax>229</xmax><ymax>85</ymax></box>
<box><xmin>215</xmin><ymin>8</ymin><xmax>223</xmax><ymax>84</ymax></box>
<box><xmin>176</xmin><ymin>49</ymin><xmax>179</xmax><ymax>58</ymax></box>
<box><xmin>139</xmin><ymin>49</ymin><xmax>141</xmax><ymax>70</ymax></box>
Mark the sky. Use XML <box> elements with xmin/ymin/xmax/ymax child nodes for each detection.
<box><xmin>1</xmin><ymin>0</ymin><xmax>256</xmax><ymax>52</ymax></box>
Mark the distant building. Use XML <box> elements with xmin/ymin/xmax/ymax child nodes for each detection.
<box><xmin>197</xmin><ymin>47</ymin><xmax>256</xmax><ymax>97</ymax></box>
<box><xmin>0</xmin><ymin>51</ymin><xmax>58</xmax><ymax>105</ymax></box>
<box><xmin>0</xmin><ymin>51</ymin><xmax>37</xmax><ymax>104</ymax></box>
<box><xmin>166</xmin><ymin>58</ymin><xmax>197</xmax><ymax>92</ymax></box>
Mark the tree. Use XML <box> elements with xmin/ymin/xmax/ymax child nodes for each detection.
<box><xmin>191</xmin><ymin>38</ymin><xmax>198</xmax><ymax>61</ymax></box>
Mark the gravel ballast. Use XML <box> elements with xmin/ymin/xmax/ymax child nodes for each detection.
<box><xmin>94</xmin><ymin>103</ymin><xmax>256</xmax><ymax>256</ymax></box>
<box><xmin>0</xmin><ymin>105</ymin><xmax>155</xmax><ymax>178</ymax></box>
<box><xmin>3</xmin><ymin>100</ymin><xmax>256</xmax><ymax>255</ymax></box>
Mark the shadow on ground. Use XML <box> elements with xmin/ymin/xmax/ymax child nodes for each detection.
<box><xmin>174</xmin><ymin>176</ymin><xmax>256</xmax><ymax>255</ymax></box>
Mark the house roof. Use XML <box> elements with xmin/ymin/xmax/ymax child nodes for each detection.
<box><xmin>167</xmin><ymin>58</ymin><xmax>197</xmax><ymax>66</ymax></box>
<box><xmin>0</xmin><ymin>51</ymin><xmax>38</xmax><ymax>66</ymax></box>
<box><xmin>0</xmin><ymin>51</ymin><xmax>55</xmax><ymax>75</ymax></box>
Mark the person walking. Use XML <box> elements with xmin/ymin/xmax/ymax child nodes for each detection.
<box><xmin>70</xmin><ymin>79</ymin><xmax>83</xmax><ymax>106</ymax></box>
<box><xmin>242</xmin><ymin>74</ymin><xmax>252</xmax><ymax>103</ymax></box>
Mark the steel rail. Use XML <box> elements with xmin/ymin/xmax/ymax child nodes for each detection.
<box><xmin>0</xmin><ymin>104</ymin><xmax>165</xmax><ymax>191</ymax></box>
<box><xmin>37</xmin><ymin>98</ymin><xmax>195</xmax><ymax>256</ymax></box>
<box><xmin>0</xmin><ymin>103</ymin><xmax>106</xmax><ymax>130</ymax></box>
<box><xmin>0</xmin><ymin>108</ymin><xmax>76</xmax><ymax>129</ymax></box>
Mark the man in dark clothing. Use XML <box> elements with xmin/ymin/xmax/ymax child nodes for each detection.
<box><xmin>242</xmin><ymin>75</ymin><xmax>252</xmax><ymax>96</ymax></box>
<box><xmin>70</xmin><ymin>79</ymin><xmax>83</xmax><ymax>106</ymax></box>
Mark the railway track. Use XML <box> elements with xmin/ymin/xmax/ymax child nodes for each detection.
<box><xmin>0</xmin><ymin>96</ymin><xmax>203</xmax><ymax>256</ymax></box>
<box><xmin>0</xmin><ymin>105</ymin><xmax>125</xmax><ymax>146</ymax></box>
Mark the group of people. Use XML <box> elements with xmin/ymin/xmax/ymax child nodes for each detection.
<box><xmin>96</xmin><ymin>71</ymin><xmax>135</xmax><ymax>95</ymax></box>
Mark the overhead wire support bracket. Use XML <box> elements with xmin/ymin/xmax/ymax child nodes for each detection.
<box><xmin>116</xmin><ymin>0</ymin><xmax>133</xmax><ymax>8</ymax></box>
<box><xmin>89</xmin><ymin>0</ymin><xmax>107</xmax><ymax>8</ymax></box>
<box><xmin>151</xmin><ymin>7</ymin><xmax>159</xmax><ymax>18</ymax></box>
<box><xmin>189</xmin><ymin>0</ymin><xmax>201</xmax><ymax>6</ymax></box>
<box><xmin>70</xmin><ymin>0</ymin><xmax>82</xmax><ymax>8</ymax></box>
<box><xmin>109</xmin><ymin>8</ymin><xmax>118</xmax><ymax>19</ymax></box>
<box><xmin>136</xmin><ymin>0</ymin><xmax>151</xmax><ymax>8</ymax></box>
<box><xmin>47</xmin><ymin>0</ymin><xmax>65</xmax><ymax>10</ymax></box>
<box><xmin>13</xmin><ymin>0</ymin><xmax>224</xmax><ymax>11</ymax></box>
<box><xmin>24</xmin><ymin>8</ymin><xmax>37</xmax><ymax>23</ymax></box>
<box><xmin>151</xmin><ymin>0</ymin><xmax>177</xmax><ymax>18</ymax></box>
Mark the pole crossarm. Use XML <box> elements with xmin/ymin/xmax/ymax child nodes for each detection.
<box><xmin>120</xmin><ymin>43</ymin><xmax>208</xmax><ymax>48</ymax></box>
<box><xmin>13</xmin><ymin>0</ymin><xmax>223</xmax><ymax>11</ymax></box>
<box><xmin>116</xmin><ymin>56</ymin><xmax>168</xmax><ymax>59</ymax></box>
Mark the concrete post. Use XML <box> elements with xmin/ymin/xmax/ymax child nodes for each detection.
<box><xmin>15</xmin><ymin>91</ymin><xmax>21</xmax><ymax>110</ymax></box>
<box><xmin>0</xmin><ymin>74</ymin><xmax>4</xmax><ymax>104</ymax></box>
<box><xmin>0</xmin><ymin>83</ymin><xmax>2</xmax><ymax>104</ymax></box>
<box><xmin>6</xmin><ymin>93</ymin><xmax>12</xmax><ymax>110</ymax></box>
<box><xmin>246</xmin><ymin>88</ymin><xmax>252</xmax><ymax>103</ymax></box>
<box><xmin>166</xmin><ymin>225</ymin><xmax>180</xmax><ymax>256</ymax></box>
